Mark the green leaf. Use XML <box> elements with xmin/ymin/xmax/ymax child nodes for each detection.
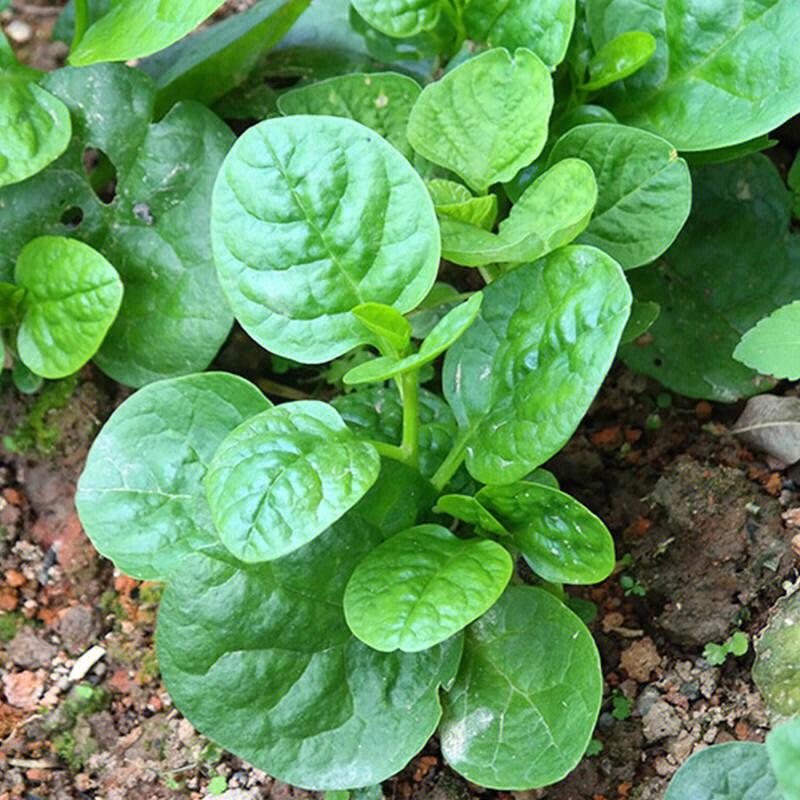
<box><xmin>0</xmin><ymin>281</ymin><xmax>25</xmax><ymax>327</ymax></box>
<box><xmin>426</xmin><ymin>180</ymin><xmax>499</xmax><ymax>231</ymax></box>
<box><xmin>439</xmin><ymin>158</ymin><xmax>597</xmax><ymax>267</ymax></box>
<box><xmin>444</xmin><ymin>246</ymin><xmax>631</xmax><ymax>484</ymax></box>
<box><xmin>0</xmin><ymin>64</ymin><xmax>235</xmax><ymax>387</ymax></box>
<box><xmin>407</xmin><ymin>48</ymin><xmax>553</xmax><ymax>194</ymax></box>
<box><xmin>440</xmin><ymin>586</ymin><xmax>602</xmax><ymax>789</ymax></box>
<box><xmin>581</xmin><ymin>30</ymin><xmax>655</xmax><ymax>90</ymax></box>
<box><xmin>205</xmin><ymin>401</ymin><xmax>380</xmax><ymax>562</ymax></box>
<box><xmin>620</xmin><ymin>300</ymin><xmax>659</xmax><ymax>345</ymax></box>
<box><xmin>0</xmin><ymin>35</ymin><xmax>71</xmax><ymax>188</ymax></box>
<box><xmin>15</xmin><ymin>236</ymin><xmax>122</xmax><ymax>379</ymax></box>
<box><xmin>157</xmin><ymin>512</ymin><xmax>462</xmax><ymax>789</ymax></box>
<box><xmin>683</xmin><ymin>135</ymin><xmax>777</xmax><ymax>167</ymax></box>
<box><xmin>734</xmin><ymin>301</ymin><xmax>800</xmax><ymax>380</ymax></box>
<box><xmin>476</xmin><ymin>482</ymin><xmax>615</xmax><ymax>584</ymax></box>
<box><xmin>463</xmin><ymin>0</ymin><xmax>575</xmax><ymax>68</ymax></box>
<box><xmin>433</xmin><ymin>494</ymin><xmax>510</xmax><ymax>537</ymax></box>
<box><xmin>352</xmin><ymin>303</ymin><xmax>412</xmax><ymax>356</ymax></box>
<box><xmin>52</xmin><ymin>0</ymin><xmax>112</xmax><ymax>45</ymax></box>
<box><xmin>663</xmin><ymin>742</ymin><xmax>782</xmax><ymax>800</ymax></box>
<box><xmin>137</xmin><ymin>0</ymin><xmax>311</xmax><ymax>118</ymax></box>
<box><xmin>350</xmin><ymin>0</ymin><xmax>441</xmax><ymax>38</ymax></box>
<box><xmin>766</xmin><ymin>719</ymin><xmax>800</xmax><ymax>800</ymax></box>
<box><xmin>343</xmin><ymin>294</ymin><xmax>482</xmax><ymax>385</ymax></box>
<box><xmin>75</xmin><ymin>373</ymin><xmax>271</xmax><ymax>580</ymax></box>
<box><xmin>277</xmin><ymin>72</ymin><xmax>421</xmax><ymax>159</ymax></box>
<box><xmin>548</xmin><ymin>124</ymin><xmax>691</xmax><ymax>269</ymax></box>
<box><xmin>11</xmin><ymin>361</ymin><xmax>42</xmax><ymax>394</ymax></box>
<box><xmin>344</xmin><ymin>524</ymin><xmax>512</xmax><ymax>652</ymax></box>
<box><xmin>68</xmin><ymin>0</ymin><xmax>227</xmax><ymax>65</ymax></box>
<box><xmin>549</xmin><ymin>103</ymin><xmax>617</xmax><ymax>141</ymax></box>
<box><xmin>620</xmin><ymin>155</ymin><xmax>800</xmax><ymax>401</ymax></box>
<box><xmin>211</xmin><ymin>115</ymin><xmax>440</xmax><ymax>363</ymax></box>
<box><xmin>585</xmin><ymin>0</ymin><xmax>800</xmax><ymax>151</ymax></box>
<box><xmin>406</xmin><ymin>281</ymin><xmax>463</xmax><ymax>338</ymax></box>
<box><xmin>332</xmin><ymin>385</ymin><xmax>460</xmax><ymax>482</ymax></box>
<box><xmin>207</xmin><ymin>775</ymin><xmax>228</xmax><ymax>795</ymax></box>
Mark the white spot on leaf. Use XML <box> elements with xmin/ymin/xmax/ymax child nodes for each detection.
<box><xmin>441</xmin><ymin>707</ymin><xmax>494</xmax><ymax>762</ymax></box>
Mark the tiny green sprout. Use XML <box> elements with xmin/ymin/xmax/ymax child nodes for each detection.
<box><xmin>703</xmin><ymin>631</ymin><xmax>748</xmax><ymax>666</ymax></box>
<box><xmin>646</xmin><ymin>412</ymin><xmax>662</xmax><ymax>431</ymax></box>
<box><xmin>611</xmin><ymin>691</ymin><xmax>634</xmax><ymax>720</ymax></box>
<box><xmin>585</xmin><ymin>739</ymin><xmax>604</xmax><ymax>757</ymax></box>
<box><xmin>207</xmin><ymin>775</ymin><xmax>228</xmax><ymax>795</ymax></box>
<box><xmin>620</xmin><ymin>574</ymin><xmax>646</xmax><ymax>597</ymax></box>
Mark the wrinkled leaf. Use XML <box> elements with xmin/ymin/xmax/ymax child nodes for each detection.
<box><xmin>211</xmin><ymin>115</ymin><xmax>440</xmax><ymax>363</ymax></box>
<box><xmin>75</xmin><ymin>373</ymin><xmax>271</xmax><ymax>581</ymax></box>
<box><xmin>463</xmin><ymin>0</ymin><xmax>575</xmax><ymax>68</ymax></box>
<box><xmin>620</xmin><ymin>156</ymin><xmax>800</xmax><ymax>400</ymax></box>
<box><xmin>427</xmin><ymin>179</ymin><xmax>498</xmax><ymax>231</ymax></box>
<box><xmin>69</xmin><ymin>0</ymin><xmax>227</xmax><ymax>65</ymax></box>
<box><xmin>444</xmin><ymin>246</ymin><xmax>631</xmax><ymax>484</ymax></box>
<box><xmin>158</xmin><ymin>508</ymin><xmax>462</xmax><ymax>789</ymax></box>
<box><xmin>350</xmin><ymin>0</ymin><xmax>441</xmax><ymax>38</ymax></box>
<box><xmin>15</xmin><ymin>236</ymin><xmax>122</xmax><ymax>379</ymax></box>
<box><xmin>205</xmin><ymin>401</ymin><xmax>380</xmax><ymax>563</ymax></box>
<box><xmin>440</xmin><ymin>586</ymin><xmax>602</xmax><ymax>789</ymax></box>
<box><xmin>433</xmin><ymin>494</ymin><xmax>510</xmax><ymax>537</ymax></box>
<box><xmin>476</xmin><ymin>482</ymin><xmax>615</xmax><ymax>584</ymax></box>
<box><xmin>585</xmin><ymin>0</ymin><xmax>800</xmax><ymax>150</ymax></box>
<box><xmin>0</xmin><ymin>34</ymin><xmax>71</xmax><ymax>188</ymax></box>
<box><xmin>277</xmin><ymin>72</ymin><xmax>421</xmax><ymax>159</ymax></box>
<box><xmin>581</xmin><ymin>30</ymin><xmax>655</xmax><ymax>90</ymax></box>
<box><xmin>343</xmin><ymin>294</ymin><xmax>482</xmax><ymax>385</ymax></box>
<box><xmin>548</xmin><ymin>123</ymin><xmax>690</xmax><ymax>269</ymax></box>
<box><xmin>0</xmin><ymin>64</ymin><xmax>235</xmax><ymax>386</ymax></box>
<box><xmin>663</xmin><ymin>743</ymin><xmax>782</xmax><ymax>800</ymax></box>
<box><xmin>734</xmin><ymin>301</ymin><xmax>800</xmax><ymax>380</ymax></box>
<box><xmin>439</xmin><ymin>158</ymin><xmax>596</xmax><ymax>267</ymax></box>
<box><xmin>407</xmin><ymin>48</ymin><xmax>553</xmax><ymax>193</ymax></box>
<box><xmin>766</xmin><ymin>718</ymin><xmax>800</xmax><ymax>800</ymax></box>
<box><xmin>344</xmin><ymin>524</ymin><xmax>512</xmax><ymax>652</ymax></box>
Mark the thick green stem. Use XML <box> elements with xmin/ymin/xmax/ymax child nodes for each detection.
<box><xmin>430</xmin><ymin>429</ymin><xmax>470</xmax><ymax>491</ymax></box>
<box><xmin>72</xmin><ymin>0</ymin><xmax>90</xmax><ymax>53</ymax></box>
<box><xmin>400</xmin><ymin>369</ymin><xmax>420</xmax><ymax>468</ymax></box>
<box><xmin>368</xmin><ymin>440</ymin><xmax>406</xmax><ymax>462</ymax></box>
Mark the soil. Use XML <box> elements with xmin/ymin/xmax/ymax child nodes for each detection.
<box><xmin>2</xmin><ymin>4</ymin><xmax>799</xmax><ymax>799</ymax></box>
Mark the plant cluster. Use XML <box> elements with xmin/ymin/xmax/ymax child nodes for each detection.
<box><xmin>1</xmin><ymin>0</ymin><xmax>799</xmax><ymax>793</ymax></box>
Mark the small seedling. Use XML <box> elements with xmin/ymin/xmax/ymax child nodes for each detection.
<box><xmin>703</xmin><ymin>631</ymin><xmax>749</xmax><ymax>666</ymax></box>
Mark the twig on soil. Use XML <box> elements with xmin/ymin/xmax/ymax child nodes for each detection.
<box><xmin>7</xmin><ymin>757</ymin><xmax>60</xmax><ymax>769</ymax></box>
<box><xmin>604</xmin><ymin>624</ymin><xmax>645</xmax><ymax>637</ymax></box>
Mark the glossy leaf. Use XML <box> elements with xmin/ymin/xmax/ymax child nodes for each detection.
<box><xmin>138</xmin><ymin>0</ymin><xmax>311</xmax><ymax>118</ymax></box>
<box><xmin>205</xmin><ymin>401</ymin><xmax>380</xmax><ymax>563</ymax></box>
<box><xmin>433</xmin><ymin>495</ymin><xmax>509</xmax><ymax>537</ymax></box>
<box><xmin>444</xmin><ymin>246</ymin><xmax>631</xmax><ymax>484</ymax></box>
<box><xmin>344</xmin><ymin>525</ymin><xmax>512</xmax><ymax>652</ymax></box>
<box><xmin>0</xmin><ymin>34</ymin><xmax>71</xmax><ymax>188</ymax></box>
<box><xmin>766</xmin><ymin>718</ymin><xmax>800</xmax><ymax>800</ymax></box>
<box><xmin>277</xmin><ymin>72</ymin><xmax>421</xmax><ymax>159</ymax></box>
<box><xmin>211</xmin><ymin>115</ymin><xmax>440</xmax><ymax>363</ymax></box>
<box><xmin>663</xmin><ymin>743</ymin><xmax>782</xmax><ymax>800</ymax></box>
<box><xmin>439</xmin><ymin>158</ymin><xmax>596</xmax><ymax>267</ymax></box>
<box><xmin>549</xmin><ymin>103</ymin><xmax>617</xmax><ymax>141</ymax></box>
<box><xmin>548</xmin><ymin>124</ymin><xmax>690</xmax><ymax>269</ymax></box>
<box><xmin>427</xmin><ymin>180</ymin><xmax>498</xmax><ymax>231</ymax></box>
<box><xmin>684</xmin><ymin>135</ymin><xmax>777</xmax><ymax>167</ymax></box>
<box><xmin>734</xmin><ymin>301</ymin><xmax>800</xmax><ymax>380</ymax></box>
<box><xmin>158</xmin><ymin>509</ymin><xmax>462</xmax><ymax>789</ymax></box>
<box><xmin>350</xmin><ymin>0</ymin><xmax>441</xmax><ymax>38</ymax></box>
<box><xmin>585</xmin><ymin>0</ymin><xmax>800</xmax><ymax>151</ymax></box>
<box><xmin>15</xmin><ymin>236</ymin><xmax>122</xmax><ymax>379</ymax></box>
<box><xmin>620</xmin><ymin>156</ymin><xmax>800</xmax><ymax>401</ymax></box>
<box><xmin>75</xmin><ymin>373</ymin><xmax>271</xmax><ymax>581</ymax></box>
<box><xmin>0</xmin><ymin>64</ymin><xmax>235</xmax><ymax>386</ymax></box>
<box><xmin>69</xmin><ymin>0</ymin><xmax>227</xmax><ymax>65</ymax></box>
<box><xmin>352</xmin><ymin>302</ymin><xmax>412</xmax><ymax>356</ymax></box>
<box><xmin>476</xmin><ymin>482</ymin><xmax>615</xmax><ymax>584</ymax></box>
<box><xmin>463</xmin><ymin>0</ymin><xmax>575</xmax><ymax>67</ymax></box>
<box><xmin>52</xmin><ymin>0</ymin><xmax>111</xmax><ymax>45</ymax></box>
<box><xmin>407</xmin><ymin>48</ymin><xmax>553</xmax><ymax>194</ymax></box>
<box><xmin>406</xmin><ymin>282</ymin><xmax>463</xmax><ymax>338</ymax></box>
<box><xmin>440</xmin><ymin>587</ymin><xmax>603</xmax><ymax>789</ymax></box>
<box><xmin>343</xmin><ymin>294</ymin><xmax>482</xmax><ymax>385</ymax></box>
<box><xmin>581</xmin><ymin>30</ymin><xmax>655</xmax><ymax>90</ymax></box>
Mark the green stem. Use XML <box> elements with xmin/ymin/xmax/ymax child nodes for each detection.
<box><xmin>72</xmin><ymin>0</ymin><xmax>90</xmax><ymax>53</ymax></box>
<box><xmin>368</xmin><ymin>440</ymin><xmax>406</xmax><ymax>462</ymax></box>
<box><xmin>400</xmin><ymin>369</ymin><xmax>420</xmax><ymax>468</ymax></box>
<box><xmin>430</xmin><ymin>429</ymin><xmax>470</xmax><ymax>491</ymax></box>
<box><xmin>440</xmin><ymin>0</ymin><xmax>466</xmax><ymax>50</ymax></box>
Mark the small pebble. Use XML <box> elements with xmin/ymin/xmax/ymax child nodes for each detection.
<box><xmin>4</xmin><ymin>19</ymin><xmax>32</xmax><ymax>44</ymax></box>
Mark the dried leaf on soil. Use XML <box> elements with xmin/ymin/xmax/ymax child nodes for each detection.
<box><xmin>732</xmin><ymin>395</ymin><xmax>800</xmax><ymax>465</ymax></box>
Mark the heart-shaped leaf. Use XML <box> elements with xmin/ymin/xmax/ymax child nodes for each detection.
<box><xmin>0</xmin><ymin>34</ymin><xmax>71</xmax><ymax>188</ymax></box>
<box><xmin>343</xmin><ymin>294</ymin><xmax>482</xmax><ymax>385</ymax></box>
<box><xmin>344</xmin><ymin>524</ymin><xmax>512</xmax><ymax>652</ymax></box>
<box><xmin>350</xmin><ymin>0</ymin><xmax>441</xmax><ymax>38</ymax></box>
<box><xmin>547</xmin><ymin>123</ymin><xmax>690</xmax><ymax>269</ymax></box>
<box><xmin>205</xmin><ymin>401</ymin><xmax>380</xmax><ymax>562</ymax></box>
<box><xmin>15</xmin><ymin>236</ymin><xmax>122</xmax><ymax>378</ymax></box>
<box><xmin>277</xmin><ymin>72</ymin><xmax>421</xmax><ymax>159</ymax></box>
<box><xmin>620</xmin><ymin>155</ymin><xmax>800</xmax><ymax>400</ymax></box>
<box><xmin>440</xmin><ymin>586</ymin><xmax>603</xmax><ymax>789</ymax></box>
<box><xmin>211</xmin><ymin>115</ymin><xmax>440</xmax><ymax>363</ymax></box>
<box><xmin>766</xmin><ymin>719</ymin><xmax>800</xmax><ymax>799</ymax></box>
<box><xmin>476</xmin><ymin>482</ymin><xmax>616</xmax><ymax>584</ymax></box>
<box><xmin>444</xmin><ymin>246</ymin><xmax>631</xmax><ymax>484</ymax></box>
<box><xmin>585</xmin><ymin>0</ymin><xmax>800</xmax><ymax>150</ymax></box>
<box><xmin>69</xmin><ymin>0</ymin><xmax>227</xmax><ymax>65</ymax></box>
<box><xmin>463</xmin><ymin>0</ymin><xmax>575</xmax><ymax>67</ymax></box>
<box><xmin>158</xmin><ymin>507</ymin><xmax>462</xmax><ymax>789</ymax></box>
<box><xmin>734</xmin><ymin>300</ymin><xmax>800</xmax><ymax>380</ymax></box>
<box><xmin>0</xmin><ymin>63</ymin><xmax>235</xmax><ymax>387</ymax></box>
<box><xmin>439</xmin><ymin>158</ymin><xmax>597</xmax><ymax>267</ymax></box>
<box><xmin>75</xmin><ymin>373</ymin><xmax>271</xmax><ymax>581</ymax></box>
<box><xmin>581</xmin><ymin>31</ymin><xmax>656</xmax><ymax>90</ymax></box>
<box><xmin>407</xmin><ymin>48</ymin><xmax>553</xmax><ymax>193</ymax></box>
